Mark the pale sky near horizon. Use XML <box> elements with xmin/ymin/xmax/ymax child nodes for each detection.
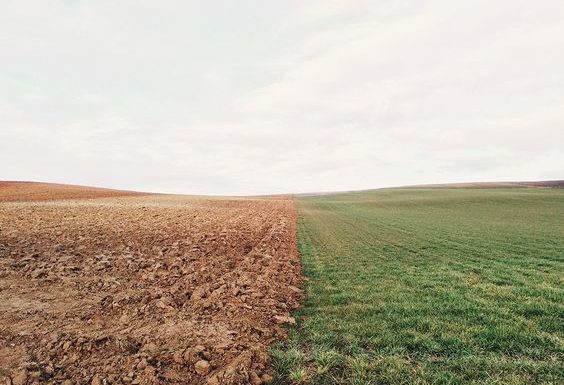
<box><xmin>1</xmin><ymin>0</ymin><xmax>563</xmax><ymax>195</ymax></box>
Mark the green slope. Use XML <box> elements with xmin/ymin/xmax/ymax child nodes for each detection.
<box><xmin>273</xmin><ymin>187</ymin><xmax>564</xmax><ymax>385</ymax></box>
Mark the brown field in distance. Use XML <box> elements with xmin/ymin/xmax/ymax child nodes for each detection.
<box><xmin>0</xmin><ymin>181</ymin><xmax>147</xmax><ymax>202</ymax></box>
<box><xmin>0</xmin><ymin>182</ymin><xmax>303</xmax><ymax>385</ymax></box>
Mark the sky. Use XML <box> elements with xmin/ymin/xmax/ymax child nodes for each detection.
<box><xmin>1</xmin><ymin>0</ymin><xmax>563</xmax><ymax>195</ymax></box>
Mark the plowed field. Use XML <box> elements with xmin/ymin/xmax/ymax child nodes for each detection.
<box><xmin>0</xmin><ymin>183</ymin><xmax>303</xmax><ymax>385</ymax></box>
<box><xmin>0</xmin><ymin>182</ymin><xmax>145</xmax><ymax>202</ymax></box>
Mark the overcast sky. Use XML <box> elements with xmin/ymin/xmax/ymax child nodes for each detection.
<box><xmin>1</xmin><ymin>0</ymin><xmax>563</xmax><ymax>195</ymax></box>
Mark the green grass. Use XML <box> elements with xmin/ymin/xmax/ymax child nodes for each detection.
<box><xmin>273</xmin><ymin>187</ymin><xmax>564</xmax><ymax>385</ymax></box>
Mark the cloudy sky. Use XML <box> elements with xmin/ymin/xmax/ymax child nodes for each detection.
<box><xmin>1</xmin><ymin>0</ymin><xmax>563</xmax><ymax>195</ymax></box>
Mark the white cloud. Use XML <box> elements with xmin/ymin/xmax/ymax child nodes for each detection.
<box><xmin>1</xmin><ymin>0</ymin><xmax>563</xmax><ymax>194</ymax></box>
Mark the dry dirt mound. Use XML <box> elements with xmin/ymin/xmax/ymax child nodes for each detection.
<box><xmin>0</xmin><ymin>193</ymin><xmax>303</xmax><ymax>385</ymax></box>
<box><xmin>0</xmin><ymin>182</ymin><xmax>146</xmax><ymax>202</ymax></box>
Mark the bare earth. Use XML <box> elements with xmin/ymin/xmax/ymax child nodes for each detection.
<box><xmin>0</xmin><ymin>183</ymin><xmax>303</xmax><ymax>385</ymax></box>
<box><xmin>0</xmin><ymin>182</ymin><xmax>147</xmax><ymax>202</ymax></box>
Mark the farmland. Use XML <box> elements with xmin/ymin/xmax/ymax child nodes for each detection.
<box><xmin>273</xmin><ymin>187</ymin><xmax>564</xmax><ymax>384</ymax></box>
<box><xmin>1</xmin><ymin>182</ymin><xmax>563</xmax><ymax>385</ymax></box>
<box><xmin>0</xmin><ymin>183</ymin><xmax>302</xmax><ymax>385</ymax></box>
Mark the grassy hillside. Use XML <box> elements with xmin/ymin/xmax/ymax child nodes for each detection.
<box><xmin>273</xmin><ymin>187</ymin><xmax>564</xmax><ymax>384</ymax></box>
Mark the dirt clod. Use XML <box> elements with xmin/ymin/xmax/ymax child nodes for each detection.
<box><xmin>274</xmin><ymin>316</ymin><xmax>296</xmax><ymax>325</ymax></box>
<box><xmin>194</xmin><ymin>360</ymin><xmax>210</xmax><ymax>376</ymax></box>
<box><xmin>91</xmin><ymin>375</ymin><xmax>102</xmax><ymax>385</ymax></box>
<box><xmin>11</xmin><ymin>370</ymin><xmax>26</xmax><ymax>385</ymax></box>
<box><xmin>250</xmin><ymin>372</ymin><xmax>262</xmax><ymax>385</ymax></box>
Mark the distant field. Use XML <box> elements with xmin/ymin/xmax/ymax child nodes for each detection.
<box><xmin>274</xmin><ymin>187</ymin><xmax>564</xmax><ymax>384</ymax></box>
<box><xmin>0</xmin><ymin>181</ymin><xmax>146</xmax><ymax>202</ymax></box>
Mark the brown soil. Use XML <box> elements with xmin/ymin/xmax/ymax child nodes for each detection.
<box><xmin>0</xmin><ymin>182</ymin><xmax>146</xmax><ymax>202</ymax></box>
<box><xmin>0</xmin><ymin>183</ymin><xmax>303</xmax><ymax>385</ymax></box>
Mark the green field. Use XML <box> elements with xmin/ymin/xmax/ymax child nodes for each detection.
<box><xmin>273</xmin><ymin>187</ymin><xmax>564</xmax><ymax>385</ymax></box>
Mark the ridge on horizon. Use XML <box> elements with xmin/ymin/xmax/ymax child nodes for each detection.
<box><xmin>2</xmin><ymin>179</ymin><xmax>563</xmax><ymax>200</ymax></box>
